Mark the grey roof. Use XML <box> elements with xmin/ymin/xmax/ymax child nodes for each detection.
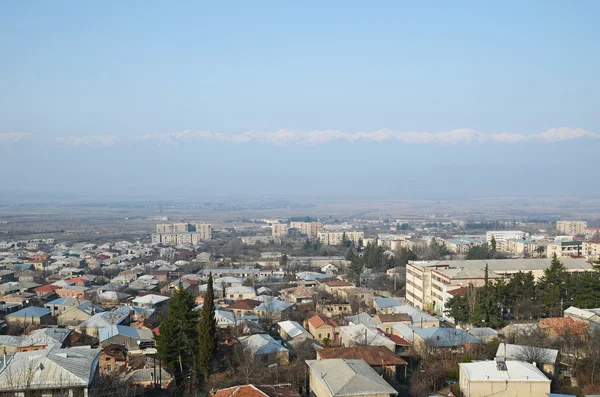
<box><xmin>460</xmin><ymin>359</ymin><xmax>550</xmax><ymax>382</ymax></box>
<box><xmin>278</xmin><ymin>321</ymin><xmax>311</xmax><ymax>339</ymax></box>
<box><xmin>98</xmin><ymin>325</ymin><xmax>154</xmax><ymax>343</ymax></box>
<box><xmin>467</xmin><ymin>327</ymin><xmax>498</xmax><ymax>338</ymax></box>
<box><xmin>374</xmin><ymin>297</ymin><xmax>400</xmax><ymax>309</ymax></box>
<box><xmin>306</xmin><ymin>359</ymin><xmax>397</xmax><ymax>396</ymax></box>
<box><xmin>0</xmin><ymin>346</ymin><xmax>100</xmax><ymax>390</ymax></box>
<box><xmin>0</xmin><ymin>336</ymin><xmax>25</xmax><ymax>347</ymax></box>
<box><xmin>410</xmin><ymin>257</ymin><xmax>592</xmax><ymax>273</ymax></box>
<box><xmin>238</xmin><ymin>334</ymin><xmax>288</xmax><ymax>356</ymax></box>
<box><xmin>20</xmin><ymin>328</ymin><xmax>71</xmax><ymax>347</ymax></box>
<box><xmin>78</xmin><ymin>310</ymin><xmax>129</xmax><ymax>329</ymax></box>
<box><xmin>413</xmin><ymin>327</ymin><xmax>484</xmax><ymax>347</ymax></box>
<box><xmin>6</xmin><ymin>306</ymin><xmax>51</xmax><ymax>319</ymax></box>
<box><xmin>345</xmin><ymin>313</ymin><xmax>379</xmax><ymax>327</ymax></box>
<box><xmin>496</xmin><ymin>343</ymin><xmax>559</xmax><ymax>365</ymax></box>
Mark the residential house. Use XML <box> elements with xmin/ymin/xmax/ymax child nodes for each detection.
<box><xmin>17</xmin><ymin>328</ymin><xmax>72</xmax><ymax>352</ymax></box>
<box><xmin>255</xmin><ymin>300</ymin><xmax>294</xmax><ymax>322</ymax></box>
<box><xmin>238</xmin><ymin>334</ymin><xmax>289</xmax><ymax>364</ymax></box>
<box><xmin>58</xmin><ymin>302</ymin><xmax>105</xmax><ymax>327</ymax></box>
<box><xmin>98</xmin><ymin>325</ymin><xmax>155</xmax><ymax>349</ymax></box>
<box><xmin>227</xmin><ymin>299</ymin><xmax>261</xmax><ymax>317</ymax></box>
<box><xmin>305</xmin><ymin>359</ymin><xmax>397</xmax><ymax>397</ymax></box>
<box><xmin>77</xmin><ymin>310</ymin><xmax>130</xmax><ymax>337</ymax></box>
<box><xmin>338</xmin><ymin>288</ymin><xmax>375</xmax><ymax>305</ymax></box>
<box><xmin>538</xmin><ymin>317</ymin><xmax>588</xmax><ymax>339</ymax></box>
<box><xmin>306</xmin><ymin>315</ymin><xmax>340</xmax><ymax>343</ymax></box>
<box><xmin>316</xmin><ymin>278</ymin><xmax>354</xmax><ymax>296</ymax></box>
<box><xmin>5</xmin><ymin>306</ymin><xmax>52</xmax><ymax>326</ymax></box>
<box><xmin>45</xmin><ymin>297</ymin><xmax>85</xmax><ymax>316</ymax></box>
<box><xmin>412</xmin><ymin>327</ymin><xmax>483</xmax><ymax>355</ymax></box>
<box><xmin>126</xmin><ymin>368</ymin><xmax>173</xmax><ymax>389</ymax></box>
<box><xmin>496</xmin><ymin>343</ymin><xmax>559</xmax><ymax>376</ymax></box>
<box><xmin>99</xmin><ymin>344</ymin><xmax>128</xmax><ymax>375</ymax></box>
<box><xmin>373</xmin><ymin>313</ymin><xmax>412</xmax><ymax>334</ymax></box>
<box><xmin>225</xmin><ymin>286</ymin><xmax>256</xmax><ymax>300</ymax></box>
<box><xmin>33</xmin><ymin>284</ymin><xmax>60</xmax><ymax>298</ymax></box>
<box><xmin>316</xmin><ymin>346</ymin><xmax>408</xmax><ymax>383</ymax></box>
<box><xmin>317</xmin><ymin>303</ymin><xmax>352</xmax><ymax>317</ymax></box>
<box><xmin>345</xmin><ymin>313</ymin><xmax>380</xmax><ymax>328</ymax></box>
<box><xmin>132</xmin><ymin>294</ymin><xmax>169</xmax><ymax>310</ymax></box>
<box><xmin>373</xmin><ymin>297</ymin><xmax>402</xmax><ymax>314</ymax></box>
<box><xmin>278</xmin><ymin>320</ymin><xmax>312</xmax><ymax>342</ymax></box>
<box><xmin>211</xmin><ymin>384</ymin><xmax>299</xmax><ymax>397</ymax></box>
<box><xmin>0</xmin><ymin>346</ymin><xmax>101</xmax><ymax>397</ymax></box>
<box><xmin>459</xmin><ymin>358</ymin><xmax>550</xmax><ymax>397</ymax></box>
<box><xmin>0</xmin><ymin>336</ymin><xmax>25</xmax><ymax>355</ymax></box>
<box><xmin>339</xmin><ymin>324</ymin><xmax>396</xmax><ymax>352</ymax></box>
<box><xmin>280</xmin><ymin>287</ymin><xmax>314</xmax><ymax>303</ymax></box>
<box><xmin>56</xmin><ymin>286</ymin><xmax>89</xmax><ymax>300</ymax></box>
<box><xmin>467</xmin><ymin>327</ymin><xmax>498</xmax><ymax>342</ymax></box>
<box><xmin>392</xmin><ymin>305</ymin><xmax>440</xmax><ymax>328</ymax></box>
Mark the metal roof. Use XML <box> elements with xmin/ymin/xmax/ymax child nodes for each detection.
<box><xmin>306</xmin><ymin>359</ymin><xmax>397</xmax><ymax>396</ymax></box>
<box><xmin>460</xmin><ymin>359</ymin><xmax>550</xmax><ymax>382</ymax></box>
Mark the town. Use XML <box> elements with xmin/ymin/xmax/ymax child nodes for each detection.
<box><xmin>0</xmin><ymin>217</ymin><xmax>598</xmax><ymax>397</ymax></box>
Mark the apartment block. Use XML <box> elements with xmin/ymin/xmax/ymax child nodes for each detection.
<box><xmin>317</xmin><ymin>231</ymin><xmax>364</xmax><ymax>246</ymax></box>
<box><xmin>172</xmin><ymin>223</ymin><xmax>190</xmax><ymax>232</ymax></box>
<box><xmin>194</xmin><ymin>223</ymin><xmax>212</xmax><ymax>240</ymax></box>
<box><xmin>152</xmin><ymin>232</ymin><xmax>209</xmax><ymax>246</ymax></box>
<box><xmin>272</xmin><ymin>223</ymin><xmax>289</xmax><ymax>238</ymax></box>
<box><xmin>556</xmin><ymin>221</ymin><xmax>587</xmax><ymax>236</ymax></box>
<box><xmin>290</xmin><ymin>222</ymin><xmax>322</xmax><ymax>239</ymax></box>
<box><xmin>582</xmin><ymin>240</ymin><xmax>600</xmax><ymax>261</ymax></box>
<box><xmin>406</xmin><ymin>258</ymin><xmax>594</xmax><ymax>315</ymax></box>
<box><xmin>156</xmin><ymin>224</ymin><xmax>173</xmax><ymax>233</ymax></box>
<box><xmin>506</xmin><ymin>239</ymin><xmax>539</xmax><ymax>257</ymax></box>
<box><xmin>486</xmin><ymin>231</ymin><xmax>526</xmax><ymax>244</ymax></box>
<box><xmin>546</xmin><ymin>240</ymin><xmax>582</xmax><ymax>258</ymax></box>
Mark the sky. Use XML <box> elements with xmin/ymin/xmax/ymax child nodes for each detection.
<box><xmin>1</xmin><ymin>1</ymin><xmax>599</xmax><ymax>201</ymax></box>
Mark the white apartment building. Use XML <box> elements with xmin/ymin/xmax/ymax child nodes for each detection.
<box><xmin>317</xmin><ymin>231</ymin><xmax>364</xmax><ymax>246</ymax></box>
<box><xmin>556</xmin><ymin>221</ymin><xmax>587</xmax><ymax>236</ymax></box>
<box><xmin>486</xmin><ymin>231</ymin><xmax>526</xmax><ymax>244</ymax></box>
<box><xmin>152</xmin><ymin>232</ymin><xmax>210</xmax><ymax>245</ymax></box>
<box><xmin>272</xmin><ymin>223</ymin><xmax>289</xmax><ymax>238</ymax></box>
<box><xmin>405</xmin><ymin>258</ymin><xmax>594</xmax><ymax>315</ymax></box>
<box><xmin>290</xmin><ymin>222</ymin><xmax>322</xmax><ymax>238</ymax></box>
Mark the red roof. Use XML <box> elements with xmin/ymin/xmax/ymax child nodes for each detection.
<box><xmin>228</xmin><ymin>299</ymin><xmax>261</xmax><ymax>310</ymax></box>
<box><xmin>33</xmin><ymin>285</ymin><xmax>59</xmax><ymax>293</ymax></box>
<box><xmin>68</xmin><ymin>278</ymin><xmax>88</xmax><ymax>283</ymax></box>
<box><xmin>211</xmin><ymin>385</ymin><xmax>268</xmax><ymax>397</ymax></box>
<box><xmin>317</xmin><ymin>346</ymin><xmax>407</xmax><ymax>365</ymax></box>
<box><xmin>152</xmin><ymin>326</ymin><xmax>160</xmax><ymax>336</ymax></box>
<box><xmin>307</xmin><ymin>314</ymin><xmax>339</xmax><ymax>329</ymax></box>
<box><xmin>376</xmin><ymin>328</ymin><xmax>411</xmax><ymax>346</ymax></box>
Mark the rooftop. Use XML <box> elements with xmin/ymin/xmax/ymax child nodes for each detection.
<box><xmin>317</xmin><ymin>346</ymin><xmax>407</xmax><ymax>366</ymax></box>
<box><xmin>460</xmin><ymin>359</ymin><xmax>550</xmax><ymax>382</ymax></box>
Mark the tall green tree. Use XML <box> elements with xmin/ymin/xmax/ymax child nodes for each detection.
<box><xmin>279</xmin><ymin>253</ymin><xmax>288</xmax><ymax>267</ymax></box>
<box><xmin>155</xmin><ymin>283</ymin><xmax>199</xmax><ymax>375</ymax></box>
<box><xmin>490</xmin><ymin>236</ymin><xmax>497</xmax><ymax>252</ymax></box>
<box><xmin>445</xmin><ymin>295</ymin><xmax>470</xmax><ymax>326</ymax></box>
<box><xmin>198</xmin><ymin>273</ymin><xmax>218</xmax><ymax>381</ymax></box>
<box><xmin>538</xmin><ymin>253</ymin><xmax>569</xmax><ymax>316</ymax></box>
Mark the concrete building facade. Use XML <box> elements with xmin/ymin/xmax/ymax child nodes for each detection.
<box><xmin>556</xmin><ymin>221</ymin><xmax>587</xmax><ymax>236</ymax></box>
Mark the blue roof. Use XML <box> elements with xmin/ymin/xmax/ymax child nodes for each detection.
<box><xmin>7</xmin><ymin>306</ymin><xmax>51</xmax><ymax>318</ymax></box>
<box><xmin>374</xmin><ymin>297</ymin><xmax>400</xmax><ymax>308</ymax></box>
<box><xmin>46</xmin><ymin>298</ymin><xmax>70</xmax><ymax>305</ymax></box>
<box><xmin>413</xmin><ymin>327</ymin><xmax>484</xmax><ymax>347</ymax></box>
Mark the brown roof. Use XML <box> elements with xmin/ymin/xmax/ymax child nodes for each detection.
<box><xmin>539</xmin><ymin>317</ymin><xmax>588</xmax><ymax>336</ymax></box>
<box><xmin>318</xmin><ymin>278</ymin><xmax>353</xmax><ymax>287</ymax></box>
<box><xmin>317</xmin><ymin>346</ymin><xmax>407</xmax><ymax>366</ymax></box>
<box><xmin>255</xmin><ymin>385</ymin><xmax>300</xmax><ymax>397</ymax></box>
<box><xmin>227</xmin><ymin>299</ymin><xmax>261</xmax><ymax>310</ymax></box>
<box><xmin>376</xmin><ymin>313</ymin><xmax>411</xmax><ymax>323</ymax></box>
<box><xmin>211</xmin><ymin>385</ymin><xmax>269</xmax><ymax>397</ymax></box>
<box><xmin>307</xmin><ymin>314</ymin><xmax>339</xmax><ymax>329</ymax></box>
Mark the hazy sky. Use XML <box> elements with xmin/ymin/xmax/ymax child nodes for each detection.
<box><xmin>1</xmin><ymin>1</ymin><xmax>599</xmax><ymax>200</ymax></box>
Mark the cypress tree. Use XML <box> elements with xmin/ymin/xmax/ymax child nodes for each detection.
<box><xmin>156</xmin><ymin>284</ymin><xmax>199</xmax><ymax>375</ymax></box>
<box><xmin>198</xmin><ymin>273</ymin><xmax>217</xmax><ymax>381</ymax></box>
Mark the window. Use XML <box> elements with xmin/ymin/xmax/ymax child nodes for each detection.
<box><xmin>318</xmin><ymin>333</ymin><xmax>322</xmax><ymax>338</ymax></box>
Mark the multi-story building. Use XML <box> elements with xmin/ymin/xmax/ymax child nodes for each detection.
<box><xmin>485</xmin><ymin>231</ymin><xmax>527</xmax><ymax>251</ymax></box>
<box><xmin>377</xmin><ymin>234</ymin><xmax>411</xmax><ymax>249</ymax></box>
<box><xmin>156</xmin><ymin>224</ymin><xmax>173</xmax><ymax>233</ymax></box>
<box><xmin>506</xmin><ymin>239</ymin><xmax>539</xmax><ymax>257</ymax></box>
<box><xmin>405</xmin><ymin>258</ymin><xmax>594</xmax><ymax>315</ymax></box>
<box><xmin>556</xmin><ymin>221</ymin><xmax>587</xmax><ymax>236</ymax></box>
<box><xmin>443</xmin><ymin>237</ymin><xmax>485</xmax><ymax>254</ymax></box>
<box><xmin>194</xmin><ymin>223</ymin><xmax>212</xmax><ymax>240</ymax></box>
<box><xmin>290</xmin><ymin>222</ymin><xmax>322</xmax><ymax>239</ymax></box>
<box><xmin>546</xmin><ymin>240</ymin><xmax>582</xmax><ymax>258</ymax></box>
<box><xmin>172</xmin><ymin>222</ymin><xmax>190</xmax><ymax>232</ymax></box>
<box><xmin>272</xmin><ymin>223</ymin><xmax>289</xmax><ymax>238</ymax></box>
<box><xmin>318</xmin><ymin>231</ymin><xmax>364</xmax><ymax>246</ymax></box>
<box><xmin>152</xmin><ymin>232</ymin><xmax>210</xmax><ymax>245</ymax></box>
<box><xmin>582</xmin><ymin>240</ymin><xmax>600</xmax><ymax>262</ymax></box>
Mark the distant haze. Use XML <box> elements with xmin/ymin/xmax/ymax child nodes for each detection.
<box><xmin>1</xmin><ymin>2</ymin><xmax>598</xmax><ymax>201</ymax></box>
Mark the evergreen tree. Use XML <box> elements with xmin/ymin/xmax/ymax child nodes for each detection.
<box><xmin>198</xmin><ymin>273</ymin><xmax>217</xmax><ymax>381</ymax></box>
<box><xmin>539</xmin><ymin>253</ymin><xmax>568</xmax><ymax>316</ymax></box>
<box><xmin>445</xmin><ymin>295</ymin><xmax>470</xmax><ymax>326</ymax></box>
<box><xmin>155</xmin><ymin>283</ymin><xmax>199</xmax><ymax>375</ymax></box>
<box><xmin>490</xmin><ymin>236</ymin><xmax>497</xmax><ymax>252</ymax></box>
<box><xmin>279</xmin><ymin>253</ymin><xmax>288</xmax><ymax>267</ymax></box>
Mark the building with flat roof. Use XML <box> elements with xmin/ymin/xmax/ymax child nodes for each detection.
<box><xmin>556</xmin><ymin>221</ymin><xmax>587</xmax><ymax>236</ymax></box>
<box><xmin>318</xmin><ymin>231</ymin><xmax>364</xmax><ymax>246</ymax></box>
<box><xmin>405</xmin><ymin>258</ymin><xmax>593</xmax><ymax>313</ymax></box>
<box><xmin>459</xmin><ymin>358</ymin><xmax>550</xmax><ymax>397</ymax></box>
<box><xmin>272</xmin><ymin>223</ymin><xmax>288</xmax><ymax>238</ymax></box>
<box><xmin>546</xmin><ymin>240</ymin><xmax>582</xmax><ymax>258</ymax></box>
<box><xmin>290</xmin><ymin>222</ymin><xmax>322</xmax><ymax>239</ymax></box>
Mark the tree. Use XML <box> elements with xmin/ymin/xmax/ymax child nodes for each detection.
<box><xmin>155</xmin><ymin>283</ymin><xmax>199</xmax><ymax>376</ymax></box>
<box><xmin>490</xmin><ymin>236</ymin><xmax>497</xmax><ymax>252</ymax></box>
<box><xmin>538</xmin><ymin>253</ymin><xmax>568</xmax><ymax>317</ymax></box>
<box><xmin>445</xmin><ymin>295</ymin><xmax>470</xmax><ymax>326</ymax></box>
<box><xmin>198</xmin><ymin>273</ymin><xmax>218</xmax><ymax>382</ymax></box>
<box><xmin>279</xmin><ymin>254</ymin><xmax>288</xmax><ymax>267</ymax></box>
